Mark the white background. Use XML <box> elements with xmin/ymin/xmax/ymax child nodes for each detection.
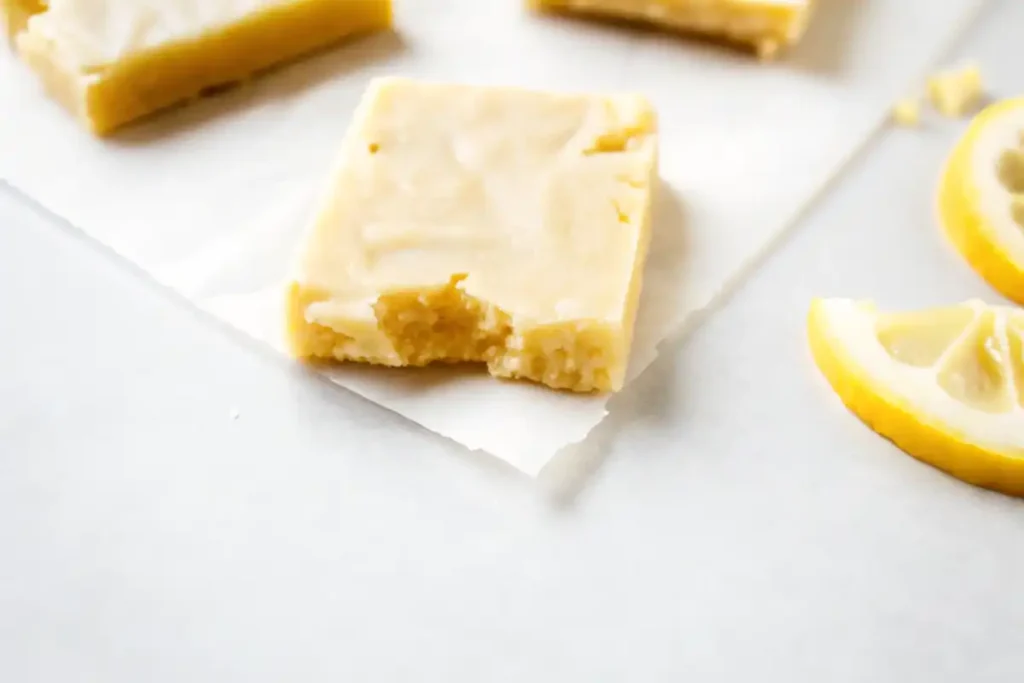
<box><xmin>2</xmin><ymin>1</ymin><xmax>1024</xmax><ymax>680</ymax></box>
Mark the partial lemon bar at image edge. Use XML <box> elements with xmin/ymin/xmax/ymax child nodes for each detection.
<box><xmin>1</xmin><ymin>0</ymin><xmax>39</xmax><ymax>38</ymax></box>
<box><xmin>6</xmin><ymin>0</ymin><xmax>393</xmax><ymax>135</ymax></box>
<box><xmin>808</xmin><ymin>298</ymin><xmax>1024</xmax><ymax>497</ymax></box>
<box><xmin>939</xmin><ymin>97</ymin><xmax>1024</xmax><ymax>305</ymax></box>
<box><xmin>285</xmin><ymin>77</ymin><xmax>659</xmax><ymax>394</ymax></box>
<box><xmin>526</xmin><ymin>0</ymin><xmax>815</xmax><ymax>59</ymax></box>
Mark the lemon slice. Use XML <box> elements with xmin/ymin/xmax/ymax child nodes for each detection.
<box><xmin>939</xmin><ymin>98</ymin><xmax>1024</xmax><ymax>304</ymax></box>
<box><xmin>808</xmin><ymin>298</ymin><xmax>1024</xmax><ymax>496</ymax></box>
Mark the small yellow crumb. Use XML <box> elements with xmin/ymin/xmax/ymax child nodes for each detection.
<box><xmin>892</xmin><ymin>98</ymin><xmax>921</xmax><ymax>126</ymax></box>
<box><xmin>927</xmin><ymin>63</ymin><xmax>985</xmax><ymax>118</ymax></box>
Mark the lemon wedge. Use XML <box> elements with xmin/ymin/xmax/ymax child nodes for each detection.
<box><xmin>808</xmin><ymin>298</ymin><xmax>1024</xmax><ymax>496</ymax></box>
<box><xmin>939</xmin><ymin>98</ymin><xmax>1024</xmax><ymax>304</ymax></box>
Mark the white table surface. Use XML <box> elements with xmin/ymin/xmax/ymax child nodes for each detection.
<box><xmin>2</xmin><ymin>2</ymin><xmax>1024</xmax><ymax>680</ymax></box>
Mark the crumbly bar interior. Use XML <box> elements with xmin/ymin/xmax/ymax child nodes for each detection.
<box><xmin>287</xmin><ymin>273</ymin><xmax>649</xmax><ymax>393</ymax></box>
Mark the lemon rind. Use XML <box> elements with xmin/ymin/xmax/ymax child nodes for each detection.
<box><xmin>938</xmin><ymin>98</ymin><xmax>1024</xmax><ymax>305</ymax></box>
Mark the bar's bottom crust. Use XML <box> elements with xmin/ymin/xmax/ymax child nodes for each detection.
<box><xmin>15</xmin><ymin>0</ymin><xmax>392</xmax><ymax>135</ymax></box>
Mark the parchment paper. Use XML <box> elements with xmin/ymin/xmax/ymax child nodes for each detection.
<box><xmin>0</xmin><ymin>0</ymin><xmax>986</xmax><ymax>475</ymax></box>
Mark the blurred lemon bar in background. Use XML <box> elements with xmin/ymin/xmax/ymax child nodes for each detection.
<box><xmin>6</xmin><ymin>0</ymin><xmax>392</xmax><ymax>135</ymax></box>
<box><xmin>286</xmin><ymin>77</ymin><xmax>658</xmax><ymax>393</ymax></box>
<box><xmin>527</xmin><ymin>0</ymin><xmax>815</xmax><ymax>58</ymax></box>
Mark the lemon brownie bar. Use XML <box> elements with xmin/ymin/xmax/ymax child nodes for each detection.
<box><xmin>10</xmin><ymin>0</ymin><xmax>392</xmax><ymax>135</ymax></box>
<box><xmin>285</xmin><ymin>77</ymin><xmax>658</xmax><ymax>393</ymax></box>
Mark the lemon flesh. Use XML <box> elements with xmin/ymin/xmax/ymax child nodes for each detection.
<box><xmin>808</xmin><ymin>298</ymin><xmax>1024</xmax><ymax>497</ymax></box>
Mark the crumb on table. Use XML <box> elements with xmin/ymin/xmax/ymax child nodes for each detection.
<box><xmin>927</xmin><ymin>63</ymin><xmax>985</xmax><ymax>119</ymax></box>
<box><xmin>891</xmin><ymin>97</ymin><xmax>921</xmax><ymax>126</ymax></box>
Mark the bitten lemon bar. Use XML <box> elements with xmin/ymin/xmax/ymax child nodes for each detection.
<box><xmin>527</xmin><ymin>0</ymin><xmax>815</xmax><ymax>58</ymax></box>
<box><xmin>285</xmin><ymin>77</ymin><xmax>658</xmax><ymax>393</ymax></box>
<box><xmin>9</xmin><ymin>0</ymin><xmax>392</xmax><ymax>135</ymax></box>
